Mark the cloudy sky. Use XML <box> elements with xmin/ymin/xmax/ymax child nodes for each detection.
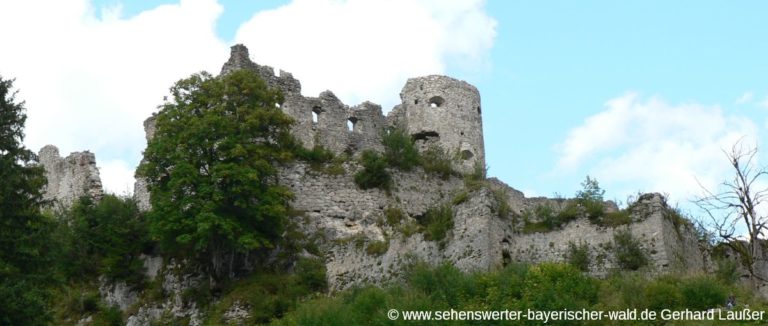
<box><xmin>1</xmin><ymin>0</ymin><xmax>767</xmax><ymax>215</ymax></box>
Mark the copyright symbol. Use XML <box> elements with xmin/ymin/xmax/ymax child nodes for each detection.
<box><xmin>388</xmin><ymin>309</ymin><xmax>399</xmax><ymax>320</ymax></box>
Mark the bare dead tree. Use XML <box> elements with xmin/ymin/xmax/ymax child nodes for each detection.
<box><xmin>694</xmin><ymin>140</ymin><xmax>768</xmax><ymax>282</ymax></box>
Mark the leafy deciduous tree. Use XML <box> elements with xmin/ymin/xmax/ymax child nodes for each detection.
<box><xmin>138</xmin><ymin>70</ymin><xmax>296</xmax><ymax>279</ymax></box>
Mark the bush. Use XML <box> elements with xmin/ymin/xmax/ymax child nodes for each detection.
<box><xmin>353</xmin><ymin>150</ymin><xmax>391</xmax><ymax>191</ymax></box>
<box><xmin>715</xmin><ymin>258</ymin><xmax>739</xmax><ymax>284</ymax></box>
<box><xmin>491</xmin><ymin>188</ymin><xmax>511</xmax><ymax>219</ymax></box>
<box><xmin>384</xmin><ymin>207</ymin><xmax>405</xmax><ymax>225</ymax></box>
<box><xmin>295</xmin><ymin>145</ymin><xmax>335</xmax><ymax>170</ymax></box>
<box><xmin>680</xmin><ymin>276</ymin><xmax>727</xmax><ymax>310</ymax></box>
<box><xmin>416</xmin><ymin>204</ymin><xmax>454</xmax><ymax>242</ymax></box>
<box><xmin>613</xmin><ymin>229</ymin><xmax>648</xmax><ymax>271</ymax></box>
<box><xmin>522</xmin><ymin>263</ymin><xmax>599</xmax><ymax>311</ymax></box>
<box><xmin>566</xmin><ymin>241</ymin><xmax>590</xmax><ymax>272</ymax></box>
<box><xmin>365</xmin><ymin>240</ymin><xmax>389</xmax><ymax>256</ymax></box>
<box><xmin>644</xmin><ymin>279</ymin><xmax>682</xmax><ymax>310</ymax></box>
<box><xmin>296</xmin><ymin>257</ymin><xmax>328</xmax><ymax>293</ymax></box>
<box><xmin>421</xmin><ymin>146</ymin><xmax>456</xmax><ymax>179</ymax></box>
<box><xmin>381</xmin><ymin>128</ymin><xmax>420</xmax><ymax>171</ymax></box>
<box><xmin>601</xmin><ymin>210</ymin><xmax>632</xmax><ymax>227</ymax></box>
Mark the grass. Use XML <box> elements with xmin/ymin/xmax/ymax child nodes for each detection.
<box><xmin>273</xmin><ymin>262</ymin><xmax>765</xmax><ymax>325</ymax></box>
<box><xmin>366</xmin><ymin>240</ymin><xmax>389</xmax><ymax>256</ymax></box>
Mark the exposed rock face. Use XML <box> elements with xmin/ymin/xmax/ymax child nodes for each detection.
<box><xmin>281</xmin><ymin>163</ymin><xmax>708</xmax><ymax>291</ymax></box>
<box><xmin>38</xmin><ymin>145</ymin><xmax>103</xmax><ymax>208</ymax></box>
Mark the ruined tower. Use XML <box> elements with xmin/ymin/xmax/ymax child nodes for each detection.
<box><xmin>392</xmin><ymin>75</ymin><xmax>485</xmax><ymax>173</ymax></box>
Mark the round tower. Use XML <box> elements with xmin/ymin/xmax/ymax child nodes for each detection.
<box><xmin>398</xmin><ymin>75</ymin><xmax>485</xmax><ymax>173</ymax></box>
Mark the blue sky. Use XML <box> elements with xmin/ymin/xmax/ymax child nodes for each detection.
<box><xmin>1</xmin><ymin>0</ymin><xmax>766</xmax><ymax>216</ymax></box>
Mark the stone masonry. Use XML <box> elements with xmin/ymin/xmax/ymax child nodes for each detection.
<box><xmin>38</xmin><ymin>144</ymin><xmax>103</xmax><ymax>208</ymax></box>
<box><xmin>220</xmin><ymin>44</ymin><xmax>485</xmax><ymax>173</ymax></box>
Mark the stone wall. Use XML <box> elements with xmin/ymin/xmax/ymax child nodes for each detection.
<box><xmin>218</xmin><ymin>44</ymin><xmax>484</xmax><ymax>173</ymax></box>
<box><xmin>38</xmin><ymin>144</ymin><xmax>103</xmax><ymax>208</ymax></box>
<box><xmin>504</xmin><ymin>193</ymin><xmax>707</xmax><ymax>276</ymax></box>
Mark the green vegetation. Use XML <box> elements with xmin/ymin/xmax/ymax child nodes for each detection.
<box><xmin>613</xmin><ymin>229</ymin><xmax>649</xmax><ymax>271</ymax></box>
<box><xmin>521</xmin><ymin>176</ymin><xmax>639</xmax><ymax>233</ymax></box>
<box><xmin>202</xmin><ymin>257</ymin><xmax>327</xmax><ymax>325</ymax></box>
<box><xmin>354</xmin><ymin>150</ymin><xmax>391</xmax><ymax>191</ymax></box>
<box><xmin>354</xmin><ymin>127</ymin><xmax>461</xmax><ymax>192</ymax></box>
<box><xmin>566</xmin><ymin>241</ymin><xmax>591</xmax><ymax>272</ymax></box>
<box><xmin>137</xmin><ymin>69</ymin><xmax>296</xmax><ymax>279</ymax></box>
<box><xmin>420</xmin><ymin>145</ymin><xmax>456</xmax><ymax>179</ymax></box>
<box><xmin>384</xmin><ymin>207</ymin><xmax>405</xmax><ymax>225</ymax></box>
<box><xmin>381</xmin><ymin>128</ymin><xmax>420</xmax><ymax>171</ymax></box>
<box><xmin>274</xmin><ymin>262</ymin><xmax>759</xmax><ymax>325</ymax></box>
<box><xmin>366</xmin><ymin>240</ymin><xmax>389</xmax><ymax>256</ymax></box>
<box><xmin>295</xmin><ymin>144</ymin><xmax>334</xmax><ymax>168</ymax></box>
<box><xmin>59</xmin><ymin>195</ymin><xmax>150</xmax><ymax>286</ymax></box>
<box><xmin>416</xmin><ymin>204</ymin><xmax>454</xmax><ymax>242</ymax></box>
<box><xmin>0</xmin><ymin>76</ymin><xmax>58</xmax><ymax>325</ymax></box>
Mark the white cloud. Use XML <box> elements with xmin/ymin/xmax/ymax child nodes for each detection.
<box><xmin>555</xmin><ymin>93</ymin><xmax>759</xmax><ymax>202</ymax></box>
<box><xmin>0</xmin><ymin>0</ymin><xmax>229</xmax><ymax>194</ymax></box>
<box><xmin>760</xmin><ymin>96</ymin><xmax>768</xmax><ymax>109</ymax></box>
<box><xmin>99</xmin><ymin>159</ymin><xmax>136</xmax><ymax>196</ymax></box>
<box><xmin>233</xmin><ymin>0</ymin><xmax>496</xmax><ymax>109</ymax></box>
<box><xmin>736</xmin><ymin>91</ymin><xmax>754</xmax><ymax>104</ymax></box>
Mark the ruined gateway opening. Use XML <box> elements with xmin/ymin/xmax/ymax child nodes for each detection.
<box><xmin>347</xmin><ymin>117</ymin><xmax>357</xmax><ymax>132</ymax></box>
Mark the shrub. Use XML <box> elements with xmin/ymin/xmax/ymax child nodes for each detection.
<box><xmin>464</xmin><ymin>162</ymin><xmax>487</xmax><ymax>190</ymax></box>
<box><xmin>601</xmin><ymin>210</ymin><xmax>632</xmax><ymax>227</ymax></box>
<box><xmin>421</xmin><ymin>146</ymin><xmax>456</xmax><ymax>179</ymax></box>
<box><xmin>491</xmin><ymin>188</ymin><xmax>511</xmax><ymax>219</ymax></box>
<box><xmin>416</xmin><ymin>204</ymin><xmax>454</xmax><ymax>242</ymax></box>
<box><xmin>366</xmin><ymin>240</ymin><xmax>389</xmax><ymax>256</ymax></box>
<box><xmin>384</xmin><ymin>207</ymin><xmax>405</xmax><ymax>225</ymax></box>
<box><xmin>644</xmin><ymin>279</ymin><xmax>683</xmax><ymax>310</ymax></box>
<box><xmin>613</xmin><ymin>229</ymin><xmax>648</xmax><ymax>271</ymax></box>
<box><xmin>522</xmin><ymin>263</ymin><xmax>598</xmax><ymax>311</ymax></box>
<box><xmin>295</xmin><ymin>145</ymin><xmax>334</xmax><ymax>169</ymax></box>
<box><xmin>381</xmin><ymin>128</ymin><xmax>420</xmax><ymax>171</ymax></box>
<box><xmin>715</xmin><ymin>258</ymin><xmax>739</xmax><ymax>284</ymax></box>
<box><xmin>680</xmin><ymin>276</ymin><xmax>727</xmax><ymax>310</ymax></box>
<box><xmin>353</xmin><ymin>150</ymin><xmax>391</xmax><ymax>191</ymax></box>
<box><xmin>566</xmin><ymin>241</ymin><xmax>590</xmax><ymax>272</ymax></box>
<box><xmin>296</xmin><ymin>257</ymin><xmax>327</xmax><ymax>293</ymax></box>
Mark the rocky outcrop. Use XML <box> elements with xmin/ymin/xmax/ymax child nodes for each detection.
<box><xmin>38</xmin><ymin>144</ymin><xmax>103</xmax><ymax>208</ymax></box>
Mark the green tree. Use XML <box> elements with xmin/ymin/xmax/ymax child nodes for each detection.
<box><xmin>576</xmin><ymin>175</ymin><xmax>605</xmax><ymax>202</ymax></box>
<box><xmin>61</xmin><ymin>195</ymin><xmax>148</xmax><ymax>286</ymax></box>
<box><xmin>138</xmin><ymin>70</ymin><xmax>296</xmax><ymax>279</ymax></box>
<box><xmin>381</xmin><ymin>128</ymin><xmax>420</xmax><ymax>171</ymax></box>
<box><xmin>0</xmin><ymin>76</ymin><xmax>57</xmax><ymax>325</ymax></box>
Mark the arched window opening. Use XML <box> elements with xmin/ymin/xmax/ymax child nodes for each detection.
<box><xmin>312</xmin><ymin>106</ymin><xmax>322</xmax><ymax>124</ymax></box>
<box><xmin>347</xmin><ymin>117</ymin><xmax>358</xmax><ymax>132</ymax></box>
<box><xmin>429</xmin><ymin>96</ymin><xmax>445</xmax><ymax>108</ymax></box>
